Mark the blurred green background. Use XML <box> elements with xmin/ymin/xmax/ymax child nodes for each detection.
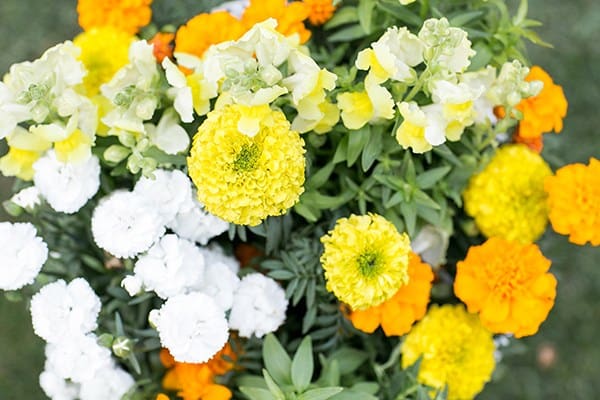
<box><xmin>0</xmin><ymin>0</ymin><xmax>598</xmax><ymax>399</ymax></box>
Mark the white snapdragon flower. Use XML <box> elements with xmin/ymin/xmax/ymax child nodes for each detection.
<box><xmin>162</xmin><ymin>57</ymin><xmax>194</xmax><ymax>123</ymax></box>
<box><xmin>78</xmin><ymin>366</ymin><xmax>135</xmax><ymax>400</ymax></box>
<box><xmin>133</xmin><ymin>169</ymin><xmax>192</xmax><ymax>225</ymax></box>
<box><xmin>33</xmin><ymin>151</ymin><xmax>100</xmax><ymax>214</ymax></box>
<box><xmin>411</xmin><ymin>225</ymin><xmax>450</xmax><ymax>267</ymax></box>
<box><xmin>10</xmin><ymin>186</ymin><xmax>41</xmax><ymax>210</ymax></box>
<box><xmin>145</xmin><ymin>109</ymin><xmax>191</xmax><ymax>155</ymax></box>
<box><xmin>0</xmin><ymin>222</ymin><xmax>48</xmax><ymax>291</ymax></box>
<box><xmin>419</xmin><ymin>18</ymin><xmax>475</xmax><ymax>74</ymax></box>
<box><xmin>489</xmin><ymin>60</ymin><xmax>542</xmax><ymax>107</ymax></box>
<box><xmin>197</xmin><ymin>262</ymin><xmax>240</xmax><ymax>312</ymax></box>
<box><xmin>174</xmin><ymin>53</ymin><xmax>219</xmax><ymax>117</ymax></box>
<box><xmin>45</xmin><ymin>335</ymin><xmax>113</xmax><ymax>383</ymax></box>
<box><xmin>150</xmin><ymin>292</ymin><xmax>229</xmax><ymax>363</ymax></box>
<box><xmin>168</xmin><ymin>196</ymin><xmax>229</xmax><ymax>245</ymax></box>
<box><xmin>39</xmin><ymin>367</ymin><xmax>80</xmax><ymax>400</ymax></box>
<box><xmin>356</xmin><ymin>26</ymin><xmax>424</xmax><ymax>84</ymax></box>
<box><xmin>30</xmin><ymin>278</ymin><xmax>101</xmax><ymax>344</ymax></box>
<box><xmin>130</xmin><ymin>234</ymin><xmax>205</xmax><ymax>299</ymax></box>
<box><xmin>430</xmin><ymin>79</ymin><xmax>482</xmax><ymax>140</ymax></box>
<box><xmin>237</xmin><ymin>19</ymin><xmax>297</xmax><ymax>67</ymax></box>
<box><xmin>0</xmin><ymin>81</ymin><xmax>29</xmax><ymax>140</ymax></box>
<box><xmin>229</xmin><ymin>273</ymin><xmax>287</xmax><ymax>338</ymax></box>
<box><xmin>461</xmin><ymin>66</ymin><xmax>498</xmax><ymax>124</ymax></box>
<box><xmin>91</xmin><ymin>191</ymin><xmax>165</xmax><ymax>258</ymax></box>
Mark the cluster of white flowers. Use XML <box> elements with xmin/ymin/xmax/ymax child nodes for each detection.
<box><xmin>31</xmin><ymin>278</ymin><xmax>134</xmax><ymax>400</ymax></box>
<box><xmin>0</xmin><ymin>222</ymin><xmax>48</xmax><ymax>290</ymax></box>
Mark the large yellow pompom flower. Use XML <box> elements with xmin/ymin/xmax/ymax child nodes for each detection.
<box><xmin>73</xmin><ymin>27</ymin><xmax>135</xmax><ymax>96</ymax></box>
<box><xmin>545</xmin><ymin>158</ymin><xmax>600</xmax><ymax>246</ymax></box>
<box><xmin>187</xmin><ymin>104</ymin><xmax>306</xmax><ymax>226</ymax></box>
<box><xmin>320</xmin><ymin>213</ymin><xmax>411</xmax><ymax>311</ymax></box>
<box><xmin>455</xmin><ymin>237</ymin><xmax>557</xmax><ymax>337</ymax></box>
<box><xmin>463</xmin><ymin>144</ymin><xmax>552</xmax><ymax>243</ymax></box>
<box><xmin>401</xmin><ymin>304</ymin><xmax>495</xmax><ymax>400</ymax></box>
<box><xmin>77</xmin><ymin>0</ymin><xmax>152</xmax><ymax>35</ymax></box>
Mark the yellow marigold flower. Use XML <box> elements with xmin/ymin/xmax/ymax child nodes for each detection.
<box><xmin>74</xmin><ymin>27</ymin><xmax>135</xmax><ymax>96</ymax></box>
<box><xmin>516</xmin><ymin>65</ymin><xmax>568</xmax><ymax>139</ymax></box>
<box><xmin>545</xmin><ymin>158</ymin><xmax>600</xmax><ymax>246</ymax></box>
<box><xmin>455</xmin><ymin>237</ymin><xmax>557</xmax><ymax>338</ymax></box>
<box><xmin>320</xmin><ymin>213</ymin><xmax>411</xmax><ymax>311</ymax></box>
<box><xmin>242</xmin><ymin>0</ymin><xmax>311</xmax><ymax>44</ymax></box>
<box><xmin>463</xmin><ymin>144</ymin><xmax>552</xmax><ymax>243</ymax></box>
<box><xmin>401</xmin><ymin>304</ymin><xmax>495</xmax><ymax>400</ymax></box>
<box><xmin>77</xmin><ymin>0</ymin><xmax>152</xmax><ymax>35</ymax></box>
<box><xmin>160</xmin><ymin>346</ymin><xmax>235</xmax><ymax>400</ymax></box>
<box><xmin>349</xmin><ymin>252</ymin><xmax>433</xmax><ymax>336</ymax></box>
<box><xmin>175</xmin><ymin>12</ymin><xmax>247</xmax><ymax>59</ymax></box>
<box><xmin>303</xmin><ymin>0</ymin><xmax>336</xmax><ymax>25</ymax></box>
<box><xmin>187</xmin><ymin>104</ymin><xmax>305</xmax><ymax>226</ymax></box>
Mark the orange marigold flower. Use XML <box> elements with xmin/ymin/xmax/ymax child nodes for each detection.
<box><xmin>515</xmin><ymin>65</ymin><xmax>568</xmax><ymax>139</ymax></box>
<box><xmin>454</xmin><ymin>237</ymin><xmax>557</xmax><ymax>338</ymax></box>
<box><xmin>303</xmin><ymin>0</ymin><xmax>336</xmax><ymax>25</ymax></box>
<box><xmin>149</xmin><ymin>32</ymin><xmax>175</xmax><ymax>63</ymax></box>
<box><xmin>349</xmin><ymin>252</ymin><xmax>434</xmax><ymax>336</ymax></box>
<box><xmin>242</xmin><ymin>0</ymin><xmax>311</xmax><ymax>43</ymax></box>
<box><xmin>514</xmin><ymin>131</ymin><xmax>544</xmax><ymax>153</ymax></box>
<box><xmin>160</xmin><ymin>345</ymin><xmax>236</xmax><ymax>400</ymax></box>
<box><xmin>77</xmin><ymin>0</ymin><xmax>152</xmax><ymax>35</ymax></box>
<box><xmin>156</xmin><ymin>395</ymin><xmax>170</xmax><ymax>400</ymax></box>
<box><xmin>175</xmin><ymin>11</ymin><xmax>247</xmax><ymax>58</ymax></box>
<box><xmin>545</xmin><ymin>158</ymin><xmax>600</xmax><ymax>246</ymax></box>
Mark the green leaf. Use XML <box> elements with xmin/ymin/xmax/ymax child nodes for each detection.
<box><xmin>400</xmin><ymin>201</ymin><xmax>417</xmax><ymax>236</ymax></box>
<box><xmin>298</xmin><ymin>387</ymin><xmax>344</xmax><ymax>400</ymax></box>
<box><xmin>361</xmin><ymin>129</ymin><xmax>383</xmax><ymax>172</ymax></box>
<box><xmin>291</xmin><ymin>336</ymin><xmax>314</xmax><ymax>392</ymax></box>
<box><xmin>449</xmin><ymin>10</ymin><xmax>485</xmax><ymax>26</ymax></box>
<box><xmin>328</xmin><ymin>25</ymin><xmax>368</xmax><ymax>42</ymax></box>
<box><xmin>262</xmin><ymin>369</ymin><xmax>285</xmax><ymax>400</ymax></box>
<box><xmin>294</xmin><ymin>202</ymin><xmax>321</xmax><ymax>222</ymax></box>
<box><xmin>307</xmin><ymin>162</ymin><xmax>336</xmax><ymax>190</ymax></box>
<box><xmin>416</xmin><ymin>166</ymin><xmax>451</xmax><ymax>189</ymax></box>
<box><xmin>268</xmin><ymin>270</ymin><xmax>296</xmax><ymax>280</ymax></box>
<box><xmin>324</xmin><ymin>6</ymin><xmax>359</xmax><ymax>30</ymax></box>
<box><xmin>358</xmin><ymin>0</ymin><xmax>376</xmax><ymax>34</ymax></box>
<box><xmin>329</xmin><ymin>390</ymin><xmax>378</xmax><ymax>400</ymax></box>
<box><xmin>240</xmin><ymin>387</ymin><xmax>277</xmax><ymax>400</ymax></box>
<box><xmin>346</xmin><ymin>126</ymin><xmax>371</xmax><ymax>167</ymax></box>
<box><xmin>413</xmin><ymin>190</ymin><xmax>441</xmax><ymax>210</ymax></box>
<box><xmin>330</xmin><ymin>348</ymin><xmax>369</xmax><ymax>375</ymax></box>
<box><xmin>262</xmin><ymin>334</ymin><xmax>292</xmax><ymax>386</ymax></box>
<box><xmin>375</xmin><ymin>1</ymin><xmax>422</xmax><ymax>26</ymax></box>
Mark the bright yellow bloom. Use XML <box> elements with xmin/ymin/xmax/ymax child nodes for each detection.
<box><xmin>320</xmin><ymin>213</ymin><xmax>411</xmax><ymax>311</ymax></box>
<box><xmin>77</xmin><ymin>0</ymin><xmax>152</xmax><ymax>35</ymax></box>
<box><xmin>463</xmin><ymin>144</ymin><xmax>552</xmax><ymax>243</ymax></box>
<box><xmin>187</xmin><ymin>104</ymin><xmax>305</xmax><ymax>226</ymax></box>
<box><xmin>303</xmin><ymin>0</ymin><xmax>336</xmax><ymax>26</ymax></box>
<box><xmin>395</xmin><ymin>102</ymin><xmax>430</xmax><ymax>153</ymax></box>
<box><xmin>515</xmin><ymin>66</ymin><xmax>568</xmax><ymax>139</ymax></box>
<box><xmin>175</xmin><ymin>12</ymin><xmax>247</xmax><ymax>58</ymax></box>
<box><xmin>401</xmin><ymin>304</ymin><xmax>495</xmax><ymax>400</ymax></box>
<box><xmin>242</xmin><ymin>0</ymin><xmax>311</xmax><ymax>43</ymax></box>
<box><xmin>545</xmin><ymin>158</ymin><xmax>600</xmax><ymax>246</ymax></box>
<box><xmin>74</xmin><ymin>27</ymin><xmax>135</xmax><ymax>96</ymax></box>
<box><xmin>337</xmin><ymin>84</ymin><xmax>394</xmax><ymax>130</ymax></box>
<box><xmin>0</xmin><ymin>148</ymin><xmax>41</xmax><ymax>181</ymax></box>
<box><xmin>349</xmin><ymin>252</ymin><xmax>433</xmax><ymax>336</ymax></box>
<box><xmin>455</xmin><ymin>237</ymin><xmax>557</xmax><ymax>337</ymax></box>
<box><xmin>53</xmin><ymin>129</ymin><xmax>94</xmax><ymax>163</ymax></box>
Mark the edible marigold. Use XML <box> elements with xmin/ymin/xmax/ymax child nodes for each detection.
<box><xmin>545</xmin><ymin>158</ymin><xmax>600</xmax><ymax>246</ymax></box>
<box><xmin>77</xmin><ymin>0</ymin><xmax>152</xmax><ymax>35</ymax></box>
<box><xmin>73</xmin><ymin>27</ymin><xmax>134</xmax><ymax>96</ymax></box>
<box><xmin>303</xmin><ymin>0</ymin><xmax>336</xmax><ymax>25</ymax></box>
<box><xmin>149</xmin><ymin>32</ymin><xmax>175</xmax><ymax>63</ymax></box>
<box><xmin>401</xmin><ymin>304</ymin><xmax>495</xmax><ymax>400</ymax></box>
<box><xmin>242</xmin><ymin>0</ymin><xmax>311</xmax><ymax>43</ymax></box>
<box><xmin>463</xmin><ymin>144</ymin><xmax>552</xmax><ymax>243</ymax></box>
<box><xmin>349</xmin><ymin>252</ymin><xmax>433</xmax><ymax>336</ymax></box>
<box><xmin>455</xmin><ymin>237</ymin><xmax>557</xmax><ymax>337</ymax></box>
<box><xmin>320</xmin><ymin>213</ymin><xmax>411</xmax><ymax>311</ymax></box>
<box><xmin>515</xmin><ymin>65</ymin><xmax>568</xmax><ymax>139</ymax></box>
<box><xmin>187</xmin><ymin>104</ymin><xmax>306</xmax><ymax>226</ymax></box>
<box><xmin>175</xmin><ymin>12</ymin><xmax>246</xmax><ymax>58</ymax></box>
<box><xmin>160</xmin><ymin>344</ymin><xmax>236</xmax><ymax>400</ymax></box>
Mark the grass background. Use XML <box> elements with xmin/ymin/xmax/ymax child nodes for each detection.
<box><xmin>0</xmin><ymin>0</ymin><xmax>598</xmax><ymax>398</ymax></box>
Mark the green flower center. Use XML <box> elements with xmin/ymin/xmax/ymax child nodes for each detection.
<box><xmin>233</xmin><ymin>143</ymin><xmax>260</xmax><ymax>172</ymax></box>
<box><xmin>357</xmin><ymin>250</ymin><xmax>382</xmax><ymax>278</ymax></box>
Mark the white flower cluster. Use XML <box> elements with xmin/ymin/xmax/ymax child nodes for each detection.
<box><xmin>0</xmin><ymin>222</ymin><xmax>48</xmax><ymax>291</ymax></box>
<box><xmin>30</xmin><ymin>278</ymin><xmax>134</xmax><ymax>400</ymax></box>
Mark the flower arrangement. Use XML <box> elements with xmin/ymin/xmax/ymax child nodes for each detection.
<box><xmin>0</xmin><ymin>0</ymin><xmax>596</xmax><ymax>399</ymax></box>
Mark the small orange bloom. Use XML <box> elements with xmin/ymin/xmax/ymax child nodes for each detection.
<box><xmin>156</xmin><ymin>394</ymin><xmax>170</xmax><ymax>400</ymax></box>
<box><xmin>77</xmin><ymin>0</ymin><xmax>152</xmax><ymax>35</ymax></box>
<box><xmin>149</xmin><ymin>32</ymin><xmax>175</xmax><ymax>63</ymax></box>
<box><xmin>514</xmin><ymin>131</ymin><xmax>543</xmax><ymax>153</ymax></box>
<box><xmin>515</xmin><ymin>65</ymin><xmax>568</xmax><ymax>139</ymax></box>
<box><xmin>545</xmin><ymin>158</ymin><xmax>600</xmax><ymax>246</ymax></box>
<box><xmin>349</xmin><ymin>252</ymin><xmax>434</xmax><ymax>336</ymax></box>
<box><xmin>303</xmin><ymin>0</ymin><xmax>336</xmax><ymax>26</ymax></box>
<box><xmin>454</xmin><ymin>237</ymin><xmax>557</xmax><ymax>338</ymax></box>
<box><xmin>242</xmin><ymin>0</ymin><xmax>311</xmax><ymax>43</ymax></box>
<box><xmin>175</xmin><ymin>11</ymin><xmax>247</xmax><ymax>58</ymax></box>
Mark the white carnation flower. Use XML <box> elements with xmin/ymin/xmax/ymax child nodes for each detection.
<box><xmin>168</xmin><ymin>197</ymin><xmax>229</xmax><ymax>245</ymax></box>
<box><xmin>197</xmin><ymin>262</ymin><xmax>240</xmax><ymax>312</ymax></box>
<box><xmin>30</xmin><ymin>278</ymin><xmax>101</xmax><ymax>343</ymax></box>
<box><xmin>45</xmin><ymin>334</ymin><xmax>112</xmax><ymax>383</ymax></box>
<box><xmin>39</xmin><ymin>367</ymin><xmax>80</xmax><ymax>400</ymax></box>
<box><xmin>150</xmin><ymin>292</ymin><xmax>229</xmax><ymax>363</ymax></box>
<box><xmin>198</xmin><ymin>245</ymin><xmax>240</xmax><ymax>275</ymax></box>
<box><xmin>131</xmin><ymin>234</ymin><xmax>205</xmax><ymax>299</ymax></box>
<box><xmin>229</xmin><ymin>273</ymin><xmax>287</xmax><ymax>338</ymax></box>
<box><xmin>10</xmin><ymin>186</ymin><xmax>41</xmax><ymax>210</ymax></box>
<box><xmin>133</xmin><ymin>169</ymin><xmax>192</xmax><ymax>226</ymax></box>
<box><xmin>91</xmin><ymin>191</ymin><xmax>165</xmax><ymax>258</ymax></box>
<box><xmin>0</xmin><ymin>222</ymin><xmax>47</xmax><ymax>291</ymax></box>
<box><xmin>33</xmin><ymin>151</ymin><xmax>100</xmax><ymax>214</ymax></box>
<box><xmin>121</xmin><ymin>275</ymin><xmax>143</xmax><ymax>297</ymax></box>
<box><xmin>78</xmin><ymin>366</ymin><xmax>135</xmax><ymax>400</ymax></box>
